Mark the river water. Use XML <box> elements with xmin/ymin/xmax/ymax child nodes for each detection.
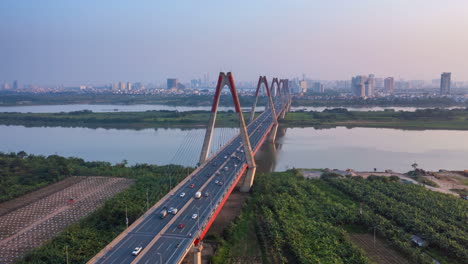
<box><xmin>1</xmin><ymin>125</ymin><xmax>467</xmax><ymax>173</ymax></box>
<box><xmin>0</xmin><ymin>104</ymin><xmax>462</xmax><ymax>113</ymax></box>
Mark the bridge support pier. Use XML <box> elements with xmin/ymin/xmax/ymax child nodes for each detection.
<box><xmin>267</xmin><ymin>123</ymin><xmax>279</xmax><ymax>143</ymax></box>
<box><xmin>240</xmin><ymin>166</ymin><xmax>257</xmax><ymax>192</ymax></box>
<box><xmin>190</xmin><ymin>244</ymin><xmax>203</xmax><ymax>264</ymax></box>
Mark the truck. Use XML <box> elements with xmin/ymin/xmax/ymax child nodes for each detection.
<box><xmin>159</xmin><ymin>209</ymin><xmax>167</xmax><ymax>219</ymax></box>
<box><xmin>195</xmin><ymin>192</ymin><xmax>202</xmax><ymax>199</ymax></box>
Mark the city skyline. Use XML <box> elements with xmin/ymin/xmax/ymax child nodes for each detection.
<box><xmin>2</xmin><ymin>1</ymin><xmax>468</xmax><ymax>85</ymax></box>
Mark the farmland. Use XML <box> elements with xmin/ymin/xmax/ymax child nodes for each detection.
<box><xmin>212</xmin><ymin>171</ymin><xmax>467</xmax><ymax>264</ymax></box>
<box><xmin>0</xmin><ymin>176</ymin><xmax>133</xmax><ymax>264</ymax></box>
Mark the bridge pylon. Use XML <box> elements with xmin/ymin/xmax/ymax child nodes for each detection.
<box><xmin>198</xmin><ymin>72</ymin><xmax>257</xmax><ymax>192</ymax></box>
<box><xmin>250</xmin><ymin>76</ymin><xmax>277</xmax><ymax>124</ymax></box>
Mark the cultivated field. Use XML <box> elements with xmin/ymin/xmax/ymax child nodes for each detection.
<box><xmin>0</xmin><ymin>176</ymin><xmax>134</xmax><ymax>264</ymax></box>
<box><xmin>349</xmin><ymin>233</ymin><xmax>411</xmax><ymax>264</ymax></box>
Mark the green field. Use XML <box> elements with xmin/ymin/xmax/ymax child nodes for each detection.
<box><xmin>1</xmin><ymin>107</ymin><xmax>468</xmax><ymax>130</ymax></box>
<box><xmin>212</xmin><ymin>171</ymin><xmax>468</xmax><ymax>264</ymax></box>
<box><xmin>0</xmin><ymin>152</ymin><xmax>189</xmax><ymax>264</ymax></box>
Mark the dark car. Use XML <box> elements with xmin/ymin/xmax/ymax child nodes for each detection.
<box><xmin>178</xmin><ymin>223</ymin><xmax>185</xmax><ymax>229</ymax></box>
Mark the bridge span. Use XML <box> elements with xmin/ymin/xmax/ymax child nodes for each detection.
<box><xmin>88</xmin><ymin>72</ymin><xmax>291</xmax><ymax>264</ymax></box>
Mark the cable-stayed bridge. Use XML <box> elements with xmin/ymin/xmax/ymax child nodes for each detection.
<box><xmin>88</xmin><ymin>72</ymin><xmax>291</xmax><ymax>264</ymax></box>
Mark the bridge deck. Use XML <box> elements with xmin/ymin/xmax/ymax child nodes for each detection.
<box><xmin>90</xmin><ymin>101</ymin><xmax>286</xmax><ymax>264</ymax></box>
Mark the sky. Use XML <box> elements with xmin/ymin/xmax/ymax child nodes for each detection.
<box><xmin>1</xmin><ymin>0</ymin><xmax>468</xmax><ymax>86</ymax></box>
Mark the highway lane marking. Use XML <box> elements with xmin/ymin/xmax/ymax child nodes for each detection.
<box><xmin>156</xmin><ymin>242</ymin><xmax>164</xmax><ymax>250</ymax></box>
<box><xmin>99</xmin><ymin>110</ymin><xmax>277</xmax><ymax>264</ymax></box>
<box><xmin>165</xmin><ymin>244</ymin><xmax>172</xmax><ymax>251</ymax></box>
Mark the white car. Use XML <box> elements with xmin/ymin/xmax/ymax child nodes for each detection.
<box><xmin>179</xmin><ymin>192</ymin><xmax>186</xmax><ymax>198</ymax></box>
<box><xmin>215</xmin><ymin>180</ymin><xmax>219</xmax><ymax>184</ymax></box>
<box><xmin>132</xmin><ymin>247</ymin><xmax>143</xmax><ymax>256</ymax></box>
<box><xmin>224</xmin><ymin>155</ymin><xmax>228</xmax><ymax>159</ymax></box>
<box><xmin>192</xmin><ymin>214</ymin><xmax>198</xmax><ymax>219</ymax></box>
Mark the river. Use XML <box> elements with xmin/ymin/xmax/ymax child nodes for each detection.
<box><xmin>1</xmin><ymin>125</ymin><xmax>467</xmax><ymax>173</ymax></box>
<box><xmin>0</xmin><ymin>104</ymin><xmax>462</xmax><ymax>113</ymax></box>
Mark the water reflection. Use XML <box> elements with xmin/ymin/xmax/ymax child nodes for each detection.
<box><xmin>1</xmin><ymin>125</ymin><xmax>467</xmax><ymax>173</ymax></box>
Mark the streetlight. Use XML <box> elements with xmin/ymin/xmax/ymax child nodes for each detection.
<box><xmin>156</xmin><ymin>252</ymin><xmax>162</xmax><ymax>264</ymax></box>
<box><xmin>65</xmin><ymin>245</ymin><xmax>69</xmax><ymax>264</ymax></box>
<box><xmin>125</xmin><ymin>204</ymin><xmax>128</xmax><ymax>229</ymax></box>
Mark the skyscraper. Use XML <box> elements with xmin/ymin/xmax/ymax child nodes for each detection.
<box><xmin>366</xmin><ymin>74</ymin><xmax>375</xmax><ymax>97</ymax></box>
<box><xmin>313</xmin><ymin>82</ymin><xmax>324</xmax><ymax>93</ymax></box>
<box><xmin>351</xmin><ymin>75</ymin><xmax>374</xmax><ymax>97</ymax></box>
<box><xmin>126</xmin><ymin>82</ymin><xmax>132</xmax><ymax>91</ymax></box>
<box><xmin>440</xmin><ymin>72</ymin><xmax>451</xmax><ymax>95</ymax></box>
<box><xmin>12</xmin><ymin>80</ymin><xmax>18</xmax><ymax>90</ymax></box>
<box><xmin>119</xmin><ymin>81</ymin><xmax>125</xmax><ymax>91</ymax></box>
<box><xmin>351</xmin><ymin>76</ymin><xmax>367</xmax><ymax>97</ymax></box>
<box><xmin>384</xmin><ymin>77</ymin><xmax>394</xmax><ymax>94</ymax></box>
<box><xmin>300</xmin><ymin>80</ymin><xmax>307</xmax><ymax>93</ymax></box>
<box><xmin>167</xmin><ymin>78</ymin><xmax>178</xmax><ymax>89</ymax></box>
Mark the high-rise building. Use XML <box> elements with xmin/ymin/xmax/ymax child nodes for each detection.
<box><xmin>351</xmin><ymin>75</ymin><xmax>374</xmax><ymax>97</ymax></box>
<box><xmin>300</xmin><ymin>80</ymin><xmax>307</xmax><ymax>93</ymax></box>
<box><xmin>384</xmin><ymin>77</ymin><xmax>394</xmax><ymax>94</ymax></box>
<box><xmin>111</xmin><ymin>83</ymin><xmax>118</xmax><ymax>91</ymax></box>
<box><xmin>126</xmin><ymin>82</ymin><xmax>132</xmax><ymax>91</ymax></box>
<box><xmin>12</xmin><ymin>80</ymin><xmax>18</xmax><ymax>90</ymax></box>
<box><xmin>313</xmin><ymin>82</ymin><xmax>324</xmax><ymax>93</ymax></box>
<box><xmin>119</xmin><ymin>81</ymin><xmax>125</xmax><ymax>91</ymax></box>
<box><xmin>440</xmin><ymin>72</ymin><xmax>451</xmax><ymax>95</ymax></box>
<box><xmin>167</xmin><ymin>78</ymin><xmax>178</xmax><ymax>89</ymax></box>
<box><xmin>351</xmin><ymin>76</ymin><xmax>367</xmax><ymax>97</ymax></box>
<box><xmin>366</xmin><ymin>74</ymin><xmax>375</xmax><ymax>97</ymax></box>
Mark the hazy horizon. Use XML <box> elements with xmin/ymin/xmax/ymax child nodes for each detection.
<box><xmin>2</xmin><ymin>0</ymin><xmax>468</xmax><ymax>86</ymax></box>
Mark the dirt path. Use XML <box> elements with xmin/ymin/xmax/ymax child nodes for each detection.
<box><xmin>0</xmin><ymin>176</ymin><xmax>134</xmax><ymax>264</ymax></box>
<box><xmin>356</xmin><ymin>172</ymin><xmax>459</xmax><ymax>195</ymax></box>
<box><xmin>349</xmin><ymin>233</ymin><xmax>410</xmax><ymax>264</ymax></box>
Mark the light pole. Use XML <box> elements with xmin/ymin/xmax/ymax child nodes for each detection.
<box><xmin>125</xmin><ymin>204</ymin><xmax>128</xmax><ymax>229</ymax></box>
<box><xmin>156</xmin><ymin>252</ymin><xmax>162</xmax><ymax>264</ymax></box>
<box><xmin>65</xmin><ymin>245</ymin><xmax>69</xmax><ymax>264</ymax></box>
<box><xmin>146</xmin><ymin>188</ymin><xmax>149</xmax><ymax>211</ymax></box>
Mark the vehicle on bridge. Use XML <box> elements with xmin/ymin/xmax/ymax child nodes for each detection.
<box><xmin>159</xmin><ymin>209</ymin><xmax>167</xmax><ymax>219</ymax></box>
<box><xmin>131</xmin><ymin>247</ymin><xmax>143</xmax><ymax>256</ymax></box>
<box><xmin>195</xmin><ymin>192</ymin><xmax>202</xmax><ymax>199</ymax></box>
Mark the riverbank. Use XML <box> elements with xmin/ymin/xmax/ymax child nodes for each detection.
<box><xmin>281</xmin><ymin>108</ymin><xmax>468</xmax><ymax>130</ymax></box>
<box><xmin>1</xmin><ymin>108</ymin><xmax>468</xmax><ymax>130</ymax></box>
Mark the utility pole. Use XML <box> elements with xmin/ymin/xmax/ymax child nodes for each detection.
<box><xmin>65</xmin><ymin>245</ymin><xmax>69</xmax><ymax>264</ymax></box>
<box><xmin>146</xmin><ymin>188</ymin><xmax>149</xmax><ymax>211</ymax></box>
<box><xmin>373</xmin><ymin>226</ymin><xmax>376</xmax><ymax>248</ymax></box>
<box><xmin>125</xmin><ymin>204</ymin><xmax>129</xmax><ymax>229</ymax></box>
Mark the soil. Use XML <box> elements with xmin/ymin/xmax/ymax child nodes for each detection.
<box><xmin>349</xmin><ymin>233</ymin><xmax>411</xmax><ymax>264</ymax></box>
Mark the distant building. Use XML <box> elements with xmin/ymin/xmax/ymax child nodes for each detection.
<box><xmin>119</xmin><ymin>81</ymin><xmax>125</xmax><ymax>91</ymax></box>
<box><xmin>300</xmin><ymin>80</ymin><xmax>307</xmax><ymax>93</ymax></box>
<box><xmin>167</xmin><ymin>78</ymin><xmax>178</xmax><ymax>89</ymax></box>
<box><xmin>351</xmin><ymin>75</ymin><xmax>374</xmax><ymax>97</ymax></box>
<box><xmin>12</xmin><ymin>80</ymin><xmax>18</xmax><ymax>90</ymax></box>
<box><xmin>440</xmin><ymin>72</ymin><xmax>451</xmax><ymax>95</ymax></box>
<box><xmin>126</xmin><ymin>82</ymin><xmax>132</xmax><ymax>91</ymax></box>
<box><xmin>111</xmin><ymin>83</ymin><xmax>118</xmax><ymax>91</ymax></box>
<box><xmin>313</xmin><ymin>82</ymin><xmax>324</xmax><ymax>93</ymax></box>
<box><xmin>177</xmin><ymin>83</ymin><xmax>186</xmax><ymax>90</ymax></box>
<box><xmin>351</xmin><ymin>75</ymin><xmax>367</xmax><ymax>97</ymax></box>
<box><xmin>384</xmin><ymin>77</ymin><xmax>394</xmax><ymax>94</ymax></box>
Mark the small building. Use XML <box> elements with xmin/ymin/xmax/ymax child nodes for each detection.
<box><xmin>411</xmin><ymin>235</ymin><xmax>428</xmax><ymax>247</ymax></box>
